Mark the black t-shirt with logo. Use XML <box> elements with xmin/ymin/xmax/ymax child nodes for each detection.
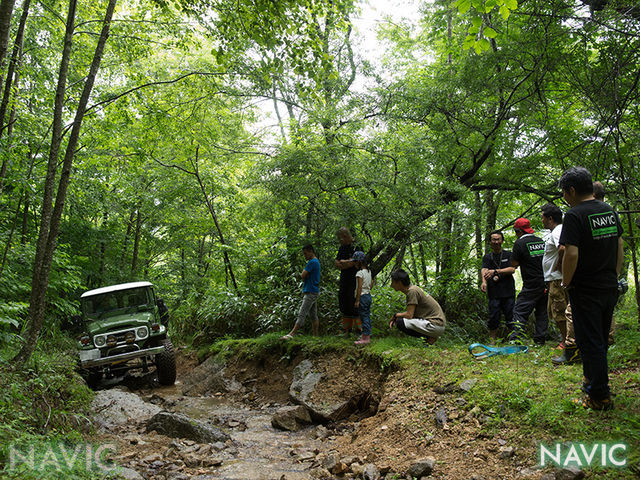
<box><xmin>482</xmin><ymin>250</ymin><xmax>516</xmax><ymax>299</ymax></box>
<box><xmin>559</xmin><ymin>199</ymin><xmax>623</xmax><ymax>291</ymax></box>
<box><xmin>336</xmin><ymin>243</ymin><xmax>357</xmax><ymax>288</ymax></box>
<box><xmin>512</xmin><ymin>234</ymin><xmax>545</xmax><ymax>289</ymax></box>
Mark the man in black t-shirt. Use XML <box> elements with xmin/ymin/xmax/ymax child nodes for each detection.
<box><xmin>481</xmin><ymin>230</ymin><xmax>516</xmax><ymax>343</ymax></box>
<box><xmin>510</xmin><ymin>218</ymin><xmax>548</xmax><ymax>345</ymax></box>
<box><xmin>335</xmin><ymin>227</ymin><xmax>360</xmax><ymax>333</ymax></box>
<box><xmin>558</xmin><ymin>167</ymin><xmax>623</xmax><ymax>411</ymax></box>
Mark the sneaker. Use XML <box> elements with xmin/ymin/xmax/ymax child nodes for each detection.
<box><xmin>552</xmin><ymin>346</ymin><xmax>581</xmax><ymax>365</ymax></box>
<box><xmin>555</xmin><ymin>341</ymin><xmax>565</xmax><ymax>350</ymax></box>
<box><xmin>354</xmin><ymin>335</ymin><xmax>370</xmax><ymax>345</ymax></box>
<box><xmin>572</xmin><ymin>396</ymin><xmax>614</xmax><ymax>411</ymax></box>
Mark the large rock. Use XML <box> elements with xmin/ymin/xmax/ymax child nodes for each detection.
<box><xmin>145</xmin><ymin>411</ymin><xmax>230</xmax><ymax>443</ymax></box>
<box><xmin>289</xmin><ymin>360</ymin><xmax>323</xmax><ymax>402</ymax></box>
<box><xmin>555</xmin><ymin>467</ymin><xmax>585</xmax><ymax>480</ymax></box>
<box><xmin>181</xmin><ymin>356</ymin><xmax>242</xmax><ymax>396</ymax></box>
<box><xmin>271</xmin><ymin>405</ymin><xmax>312</xmax><ymax>431</ymax></box>
<box><xmin>112</xmin><ymin>467</ymin><xmax>145</xmax><ymax>480</ymax></box>
<box><xmin>407</xmin><ymin>457</ymin><xmax>436</xmax><ymax>478</ymax></box>
<box><xmin>92</xmin><ymin>389</ymin><xmax>161</xmax><ymax>426</ymax></box>
<box><xmin>289</xmin><ymin>359</ymin><xmax>370</xmax><ymax>422</ymax></box>
<box><xmin>363</xmin><ymin>463</ymin><xmax>381</xmax><ymax>480</ymax></box>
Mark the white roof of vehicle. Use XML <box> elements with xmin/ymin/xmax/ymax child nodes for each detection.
<box><xmin>81</xmin><ymin>281</ymin><xmax>153</xmax><ymax>298</ymax></box>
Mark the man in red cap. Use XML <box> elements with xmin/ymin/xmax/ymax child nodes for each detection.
<box><xmin>510</xmin><ymin>217</ymin><xmax>549</xmax><ymax>345</ymax></box>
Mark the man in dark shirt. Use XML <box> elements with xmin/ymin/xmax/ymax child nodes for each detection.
<box><xmin>481</xmin><ymin>230</ymin><xmax>516</xmax><ymax>344</ymax></box>
<box><xmin>510</xmin><ymin>218</ymin><xmax>548</xmax><ymax>345</ymax></box>
<box><xmin>335</xmin><ymin>227</ymin><xmax>360</xmax><ymax>334</ymax></box>
<box><xmin>559</xmin><ymin>167</ymin><xmax>623</xmax><ymax>410</ymax></box>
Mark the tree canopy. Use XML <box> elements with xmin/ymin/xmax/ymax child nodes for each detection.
<box><xmin>1</xmin><ymin>0</ymin><xmax>639</xmax><ymax>359</ymax></box>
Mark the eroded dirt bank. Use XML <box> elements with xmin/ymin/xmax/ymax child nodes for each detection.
<box><xmin>92</xmin><ymin>348</ymin><xmax>577</xmax><ymax>480</ymax></box>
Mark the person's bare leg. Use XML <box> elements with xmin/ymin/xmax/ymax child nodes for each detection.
<box><xmin>285</xmin><ymin>323</ymin><xmax>301</xmax><ymax>337</ymax></box>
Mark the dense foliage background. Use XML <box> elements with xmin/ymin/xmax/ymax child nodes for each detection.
<box><xmin>1</xmin><ymin>0</ymin><xmax>639</xmax><ymax>353</ymax></box>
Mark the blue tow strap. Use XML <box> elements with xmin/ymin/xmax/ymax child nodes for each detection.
<box><xmin>468</xmin><ymin>343</ymin><xmax>529</xmax><ymax>359</ymax></box>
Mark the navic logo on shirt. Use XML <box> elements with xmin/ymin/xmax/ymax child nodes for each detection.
<box><xmin>589</xmin><ymin>211</ymin><xmax>618</xmax><ymax>239</ymax></box>
<box><xmin>526</xmin><ymin>241</ymin><xmax>545</xmax><ymax>256</ymax></box>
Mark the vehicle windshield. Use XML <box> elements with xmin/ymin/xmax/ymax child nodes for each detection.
<box><xmin>82</xmin><ymin>287</ymin><xmax>152</xmax><ymax>317</ymax></box>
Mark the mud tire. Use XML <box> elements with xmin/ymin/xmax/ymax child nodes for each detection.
<box><xmin>156</xmin><ymin>338</ymin><xmax>177</xmax><ymax>385</ymax></box>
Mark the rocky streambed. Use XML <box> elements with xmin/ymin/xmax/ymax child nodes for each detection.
<box><xmin>91</xmin><ymin>351</ymin><xmax>388</xmax><ymax>480</ymax></box>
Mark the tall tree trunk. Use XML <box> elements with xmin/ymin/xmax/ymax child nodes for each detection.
<box><xmin>0</xmin><ymin>0</ymin><xmax>16</xmax><ymax>67</ymax></box>
<box><xmin>191</xmin><ymin>147</ymin><xmax>238</xmax><ymax>291</ymax></box>
<box><xmin>120</xmin><ymin>208</ymin><xmax>135</xmax><ymax>268</ymax></box>
<box><xmin>474</xmin><ymin>190</ymin><xmax>483</xmax><ymax>286</ymax></box>
<box><xmin>409</xmin><ymin>243</ymin><xmax>418</xmax><ymax>283</ymax></box>
<box><xmin>438</xmin><ymin>212</ymin><xmax>454</xmax><ymax>308</ymax></box>
<box><xmin>13</xmin><ymin>0</ymin><xmax>118</xmax><ymax>366</ymax></box>
<box><xmin>98</xmin><ymin>210</ymin><xmax>108</xmax><ymax>282</ymax></box>
<box><xmin>0</xmin><ymin>194</ymin><xmax>22</xmax><ymax>278</ymax></box>
<box><xmin>393</xmin><ymin>244</ymin><xmax>406</xmax><ymax>272</ymax></box>
<box><xmin>418</xmin><ymin>242</ymin><xmax>428</xmax><ymax>284</ymax></box>
<box><xmin>131</xmin><ymin>208</ymin><xmax>142</xmax><ymax>275</ymax></box>
<box><xmin>484</xmin><ymin>189</ymin><xmax>497</xmax><ymax>245</ymax></box>
<box><xmin>0</xmin><ymin>0</ymin><xmax>29</xmax><ymax>196</ymax></box>
<box><xmin>20</xmin><ymin>189</ymin><xmax>28</xmax><ymax>244</ymax></box>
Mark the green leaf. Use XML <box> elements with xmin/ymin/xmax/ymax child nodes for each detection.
<box><xmin>484</xmin><ymin>27</ymin><xmax>497</xmax><ymax>38</ymax></box>
<box><xmin>457</xmin><ymin>0</ymin><xmax>472</xmax><ymax>14</ymax></box>
<box><xmin>468</xmin><ymin>25</ymin><xmax>480</xmax><ymax>35</ymax></box>
<box><xmin>478</xmin><ymin>38</ymin><xmax>491</xmax><ymax>51</ymax></box>
<box><xmin>485</xmin><ymin>0</ymin><xmax>497</xmax><ymax>10</ymax></box>
<box><xmin>499</xmin><ymin>5</ymin><xmax>510</xmax><ymax>19</ymax></box>
<box><xmin>463</xmin><ymin>35</ymin><xmax>476</xmax><ymax>49</ymax></box>
<box><xmin>505</xmin><ymin>0</ymin><xmax>518</xmax><ymax>9</ymax></box>
<box><xmin>0</xmin><ymin>317</ymin><xmax>19</xmax><ymax>328</ymax></box>
<box><xmin>471</xmin><ymin>17</ymin><xmax>482</xmax><ymax>28</ymax></box>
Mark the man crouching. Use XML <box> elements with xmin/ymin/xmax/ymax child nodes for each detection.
<box><xmin>389</xmin><ymin>269</ymin><xmax>446</xmax><ymax>345</ymax></box>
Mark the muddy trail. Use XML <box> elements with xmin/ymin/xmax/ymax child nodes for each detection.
<box><xmin>92</xmin><ymin>348</ymin><xmax>570</xmax><ymax>480</ymax></box>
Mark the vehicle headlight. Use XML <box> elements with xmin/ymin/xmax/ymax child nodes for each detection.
<box><xmin>136</xmin><ymin>327</ymin><xmax>148</xmax><ymax>339</ymax></box>
<box><xmin>94</xmin><ymin>335</ymin><xmax>106</xmax><ymax>347</ymax></box>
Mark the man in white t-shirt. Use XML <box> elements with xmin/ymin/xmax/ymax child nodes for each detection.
<box><xmin>541</xmin><ymin>203</ymin><xmax>569</xmax><ymax>349</ymax></box>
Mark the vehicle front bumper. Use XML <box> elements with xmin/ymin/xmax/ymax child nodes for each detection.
<box><xmin>79</xmin><ymin>346</ymin><xmax>165</xmax><ymax>368</ymax></box>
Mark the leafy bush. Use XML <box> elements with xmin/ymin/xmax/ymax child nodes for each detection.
<box><xmin>0</xmin><ymin>243</ymin><xmax>82</xmax><ymax>350</ymax></box>
<box><xmin>0</xmin><ymin>345</ymin><xmax>94</xmax><ymax>460</ymax></box>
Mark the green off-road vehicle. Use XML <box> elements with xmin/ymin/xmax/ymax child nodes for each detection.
<box><xmin>75</xmin><ymin>281</ymin><xmax>176</xmax><ymax>388</ymax></box>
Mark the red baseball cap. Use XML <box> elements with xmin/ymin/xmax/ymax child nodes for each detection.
<box><xmin>514</xmin><ymin>217</ymin><xmax>535</xmax><ymax>234</ymax></box>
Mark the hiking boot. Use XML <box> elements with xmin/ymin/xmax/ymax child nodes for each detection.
<box><xmin>555</xmin><ymin>341</ymin><xmax>566</xmax><ymax>350</ymax></box>
<box><xmin>354</xmin><ymin>335</ymin><xmax>370</xmax><ymax>345</ymax></box>
<box><xmin>572</xmin><ymin>395</ymin><xmax>614</xmax><ymax>411</ymax></box>
<box><xmin>552</xmin><ymin>346</ymin><xmax>581</xmax><ymax>365</ymax></box>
